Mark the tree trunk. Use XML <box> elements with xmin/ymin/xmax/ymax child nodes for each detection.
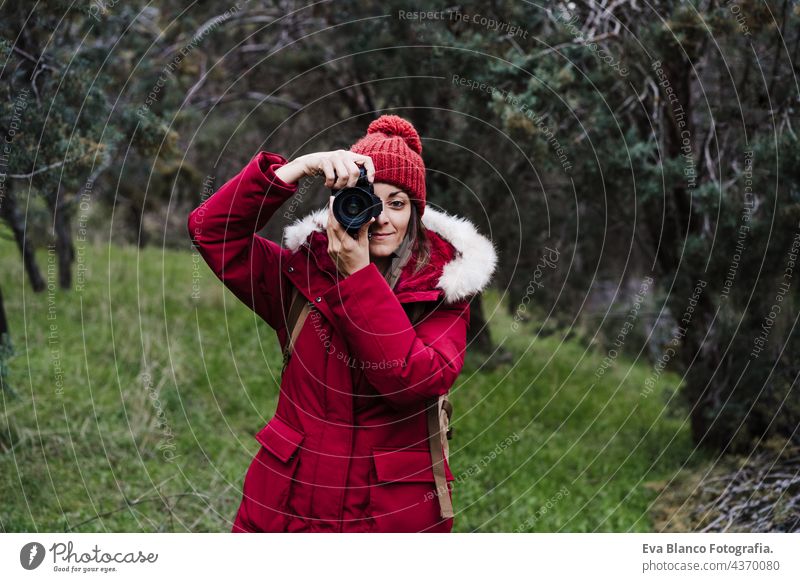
<box><xmin>467</xmin><ymin>293</ymin><xmax>493</xmax><ymax>354</ymax></box>
<box><xmin>129</xmin><ymin>201</ymin><xmax>148</xmax><ymax>248</ymax></box>
<box><xmin>0</xmin><ymin>285</ymin><xmax>8</xmax><ymax>343</ymax></box>
<box><xmin>0</xmin><ymin>284</ymin><xmax>16</xmax><ymax>397</ymax></box>
<box><xmin>0</xmin><ymin>187</ymin><xmax>45</xmax><ymax>292</ymax></box>
<box><xmin>658</xmin><ymin>58</ymin><xmax>718</xmax><ymax>448</ymax></box>
<box><xmin>53</xmin><ymin>200</ymin><xmax>75</xmax><ymax>289</ymax></box>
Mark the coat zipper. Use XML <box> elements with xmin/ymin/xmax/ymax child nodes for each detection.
<box><xmin>302</xmin><ymin>241</ymin><xmax>338</xmax><ymax>288</ymax></box>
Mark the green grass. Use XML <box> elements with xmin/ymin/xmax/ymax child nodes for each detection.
<box><xmin>0</xmin><ymin>239</ymin><xmax>707</xmax><ymax>532</ymax></box>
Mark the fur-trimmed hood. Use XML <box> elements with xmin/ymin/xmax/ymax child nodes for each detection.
<box><xmin>283</xmin><ymin>207</ymin><xmax>497</xmax><ymax>304</ymax></box>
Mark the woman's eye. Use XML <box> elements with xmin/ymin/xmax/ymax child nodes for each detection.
<box><xmin>389</xmin><ymin>201</ymin><xmax>406</xmax><ymax>208</ymax></box>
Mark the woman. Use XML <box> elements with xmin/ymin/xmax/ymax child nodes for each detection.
<box><xmin>188</xmin><ymin>115</ymin><xmax>497</xmax><ymax>532</ymax></box>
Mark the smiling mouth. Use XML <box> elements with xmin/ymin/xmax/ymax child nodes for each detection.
<box><xmin>369</xmin><ymin>232</ymin><xmax>395</xmax><ymax>238</ymax></box>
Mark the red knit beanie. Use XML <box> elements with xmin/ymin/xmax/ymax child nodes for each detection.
<box><xmin>349</xmin><ymin>115</ymin><xmax>426</xmax><ymax>217</ymax></box>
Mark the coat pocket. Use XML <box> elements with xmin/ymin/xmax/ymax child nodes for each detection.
<box><xmin>238</xmin><ymin>415</ymin><xmax>304</xmax><ymax>532</ymax></box>
<box><xmin>369</xmin><ymin>447</ymin><xmax>455</xmax><ymax>533</ymax></box>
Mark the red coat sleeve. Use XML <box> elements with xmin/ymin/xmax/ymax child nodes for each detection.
<box><xmin>320</xmin><ymin>262</ymin><xmax>470</xmax><ymax>409</ymax></box>
<box><xmin>187</xmin><ymin>152</ymin><xmax>297</xmax><ymax>330</ymax></box>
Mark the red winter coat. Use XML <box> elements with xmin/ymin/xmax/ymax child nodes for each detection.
<box><xmin>187</xmin><ymin>151</ymin><xmax>497</xmax><ymax>532</ymax></box>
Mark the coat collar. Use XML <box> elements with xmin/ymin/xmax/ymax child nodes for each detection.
<box><xmin>283</xmin><ymin>206</ymin><xmax>497</xmax><ymax>304</ymax></box>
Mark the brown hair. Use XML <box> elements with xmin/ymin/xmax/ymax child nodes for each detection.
<box><xmin>405</xmin><ymin>203</ymin><xmax>430</xmax><ymax>275</ymax></box>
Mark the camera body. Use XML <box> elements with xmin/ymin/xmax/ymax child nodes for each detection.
<box><xmin>331</xmin><ymin>166</ymin><xmax>382</xmax><ymax>237</ymax></box>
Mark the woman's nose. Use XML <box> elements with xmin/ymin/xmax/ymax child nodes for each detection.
<box><xmin>375</xmin><ymin>202</ymin><xmax>389</xmax><ymax>224</ymax></box>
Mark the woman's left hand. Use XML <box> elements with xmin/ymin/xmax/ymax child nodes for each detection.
<box><xmin>327</xmin><ymin>196</ymin><xmax>375</xmax><ymax>277</ymax></box>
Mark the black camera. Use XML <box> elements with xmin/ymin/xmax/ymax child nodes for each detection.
<box><xmin>331</xmin><ymin>166</ymin><xmax>382</xmax><ymax>237</ymax></box>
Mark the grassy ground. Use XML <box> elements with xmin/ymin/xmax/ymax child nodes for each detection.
<box><xmin>0</xmin><ymin>239</ymin><xmax>709</xmax><ymax>532</ymax></box>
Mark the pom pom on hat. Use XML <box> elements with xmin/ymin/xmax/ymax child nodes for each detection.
<box><xmin>350</xmin><ymin>114</ymin><xmax>427</xmax><ymax>216</ymax></box>
<box><xmin>366</xmin><ymin>115</ymin><xmax>423</xmax><ymax>155</ymax></box>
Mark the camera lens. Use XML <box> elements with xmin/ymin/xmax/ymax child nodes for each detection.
<box><xmin>331</xmin><ymin>167</ymin><xmax>381</xmax><ymax>235</ymax></box>
<box><xmin>343</xmin><ymin>194</ymin><xmax>366</xmax><ymax>219</ymax></box>
<box><xmin>335</xmin><ymin>189</ymin><xmax>374</xmax><ymax>230</ymax></box>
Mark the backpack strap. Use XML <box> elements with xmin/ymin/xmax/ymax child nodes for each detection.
<box><xmin>282</xmin><ymin>285</ymin><xmax>311</xmax><ymax>373</ymax></box>
<box><xmin>427</xmin><ymin>393</ymin><xmax>454</xmax><ymax>519</ymax></box>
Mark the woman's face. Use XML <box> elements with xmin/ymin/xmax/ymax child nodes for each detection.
<box><xmin>368</xmin><ymin>182</ymin><xmax>411</xmax><ymax>258</ymax></box>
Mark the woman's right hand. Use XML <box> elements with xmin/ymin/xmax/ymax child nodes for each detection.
<box><xmin>274</xmin><ymin>150</ymin><xmax>375</xmax><ymax>189</ymax></box>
